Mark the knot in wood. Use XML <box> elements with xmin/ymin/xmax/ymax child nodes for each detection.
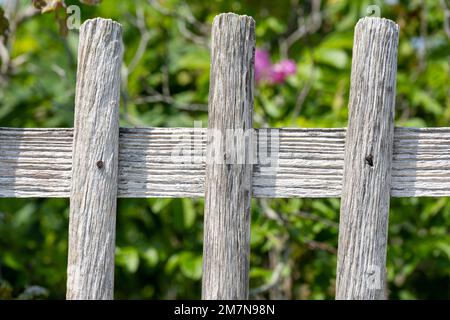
<box><xmin>365</xmin><ymin>154</ymin><xmax>374</xmax><ymax>167</ymax></box>
<box><xmin>96</xmin><ymin>160</ymin><xmax>104</xmax><ymax>169</ymax></box>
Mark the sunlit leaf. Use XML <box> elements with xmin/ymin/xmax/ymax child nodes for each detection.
<box><xmin>142</xmin><ymin>248</ymin><xmax>159</xmax><ymax>267</ymax></box>
<box><xmin>412</xmin><ymin>90</ymin><xmax>442</xmax><ymax>115</ymax></box>
<box><xmin>314</xmin><ymin>48</ymin><xmax>348</xmax><ymax>69</ymax></box>
<box><xmin>116</xmin><ymin>247</ymin><xmax>140</xmax><ymax>273</ymax></box>
<box><xmin>182</xmin><ymin>198</ymin><xmax>196</xmax><ymax>228</ymax></box>
<box><xmin>178</xmin><ymin>252</ymin><xmax>202</xmax><ymax>280</ymax></box>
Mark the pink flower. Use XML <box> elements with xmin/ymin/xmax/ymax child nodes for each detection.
<box><xmin>254</xmin><ymin>49</ymin><xmax>297</xmax><ymax>85</ymax></box>
<box><xmin>270</xmin><ymin>60</ymin><xmax>297</xmax><ymax>84</ymax></box>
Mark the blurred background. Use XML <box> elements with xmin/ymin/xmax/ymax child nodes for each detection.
<box><xmin>0</xmin><ymin>0</ymin><xmax>449</xmax><ymax>299</ymax></box>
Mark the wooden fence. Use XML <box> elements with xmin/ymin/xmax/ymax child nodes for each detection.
<box><xmin>1</xmin><ymin>13</ymin><xmax>449</xmax><ymax>300</ymax></box>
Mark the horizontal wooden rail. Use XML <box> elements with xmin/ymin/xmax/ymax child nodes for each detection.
<box><xmin>1</xmin><ymin>126</ymin><xmax>450</xmax><ymax>198</ymax></box>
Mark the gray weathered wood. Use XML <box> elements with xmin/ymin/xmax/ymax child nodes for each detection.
<box><xmin>201</xmin><ymin>13</ymin><xmax>255</xmax><ymax>300</ymax></box>
<box><xmin>336</xmin><ymin>17</ymin><xmax>399</xmax><ymax>300</ymax></box>
<box><xmin>66</xmin><ymin>18</ymin><xmax>123</xmax><ymax>300</ymax></box>
<box><xmin>1</xmin><ymin>127</ymin><xmax>450</xmax><ymax>198</ymax></box>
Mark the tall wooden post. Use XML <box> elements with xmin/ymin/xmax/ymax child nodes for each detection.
<box><xmin>202</xmin><ymin>13</ymin><xmax>255</xmax><ymax>300</ymax></box>
<box><xmin>66</xmin><ymin>18</ymin><xmax>123</xmax><ymax>300</ymax></box>
<box><xmin>336</xmin><ymin>17</ymin><xmax>399</xmax><ymax>300</ymax></box>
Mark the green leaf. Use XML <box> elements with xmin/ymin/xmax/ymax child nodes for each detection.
<box><xmin>142</xmin><ymin>248</ymin><xmax>159</xmax><ymax>267</ymax></box>
<box><xmin>178</xmin><ymin>252</ymin><xmax>202</xmax><ymax>280</ymax></box>
<box><xmin>149</xmin><ymin>198</ymin><xmax>173</xmax><ymax>213</ymax></box>
<box><xmin>260</xmin><ymin>93</ymin><xmax>283</xmax><ymax>118</ymax></box>
<box><xmin>182</xmin><ymin>199</ymin><xmax>196</xmax><ymax>228</ymax></box>
<box><xmin>250</xmin><ymin>267</ymin><xmax>272</xmax><ymax>281</ymax></box>
<box><xmin>173</xmin><ymin>91</ymin><xmax>196</xmax><ymax>105</ymax></box>
<box><xmin>311</xmin><ymin>201</ymin><xmax>334</xmax><ymax>218</ymax></box>
<box><xmin>116</xmin><ymin>247</ymin><xmax>140</xmax><ymax>273</ymax></box>
<box><xmin>165</xmin><ymin>254</ymin><xmax>180</xmax><ymax>274</ymax></box>
<box><xmin>319</xmin><ymin>33</ymin><xmax>354</xmax><ymax>50</ymax></box>
<box><xmin>314</xmin><ymin>48</ymin><xmax>349</xmax><ymax>69</ymax></box>
<box><xmin>173</xmin><ymin>47</ymin><xmax>210</xmax><ymax>72</ymax></box>
<box><xmin>3</xmin><ymin>252</ymin><xmax>22</xmax><ymax>271</ymax></box>
<box><xmin>412</xmin><ymin>90</ymin><xmax>442</xmax><ymax>115</ymax></box>
<box><xmin>436</xmin><ymin>241</ymin><xmax>450</xmax><ymax>259</ymax></box>
<box><xmin>397</xmin><ymin>117</ymin><xmax>427</xmax><ymax>127</ymax></box>
<box><xmin>265</xmin><ymin>17</ymin><xmax>286</xmax><ymax>33</ymax></box>
<box><xmin>13</xmin><ymin>203</ymin><xmax>36</xmax><ymax>228</ymax></box>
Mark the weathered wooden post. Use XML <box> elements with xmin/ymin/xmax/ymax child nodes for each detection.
<box><xmin>336</xmin><ymin>17</ymin><xmax>399</xmax><ymax>300</ymax></box>
<box><xmin>66</xmin><ymin>18</ymin><xmax>123</xmax><ymax>300</ymax></box>
<box><xmin>202</xmin><ymin>13</ymin><xmax>255</xmax><ymax>300</ymax></box>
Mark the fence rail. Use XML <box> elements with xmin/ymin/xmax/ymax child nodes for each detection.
<box><xmin>1</xmin><ymin>127</ymin><xmax>450</xmax><ymax>198</ymax></box>
<box><xmin>1</xmin><ymin>13</ymin><xmax>448</xmax><ymax>300</ymax></box>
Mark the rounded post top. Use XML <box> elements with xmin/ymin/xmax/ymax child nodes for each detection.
<box><xmin>356</xmin><ymin>17</ymin><xmax>399</xmax><ymax>33</ymax></box>
<box><xmin>80</xmin><ymin>17</ymin><xmax>122</xmax><ymax>32</ymax></box>
<box><xmin>213</xmin><ymin>12</ymin><xmax>255</xmax><ymax>27</ymax></box>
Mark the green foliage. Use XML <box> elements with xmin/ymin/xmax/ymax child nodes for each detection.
<box><xmin>0</xmin><ymin>7</ymin><xmax>9</xmax><ymax>37</ymax></box>
<box><xmin>0</xmin><ymin>0</ymin><xmax>449</xmax><ymax>299</ymax></box>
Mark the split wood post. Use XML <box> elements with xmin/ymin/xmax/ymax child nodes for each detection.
<box><xmin>336</xmin><ymin>17</ymin><xmax>399</xmax><ymax>300</ymax></box>
<box><xmin>66</xmin><ymin>18</ymin><xmax>123</xmax><ymax>300</ymax></box>
<box><xmin>202</xmin><ymin>13</ymin><xmax>255</xmax><ymax>300</ymax></box>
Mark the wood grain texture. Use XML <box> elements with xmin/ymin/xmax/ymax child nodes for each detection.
<box><xmin>1</xmin><ymin>127</ymin><xmax>450</xmax><ymax>198</ymax></box>
<box><xmin>66</xmin><ymin>18</ymin><xmax>123</xmax><ymax>300</ymax></box>
<box><xmin>201</xmin><ymin>13</ymin><xmax>255</xmax><ymax>300</ymax></box>
<box><xmin>336</xmin><ymin>17</ymin><xmax>399</xmax><ymax>300</ymax></box>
